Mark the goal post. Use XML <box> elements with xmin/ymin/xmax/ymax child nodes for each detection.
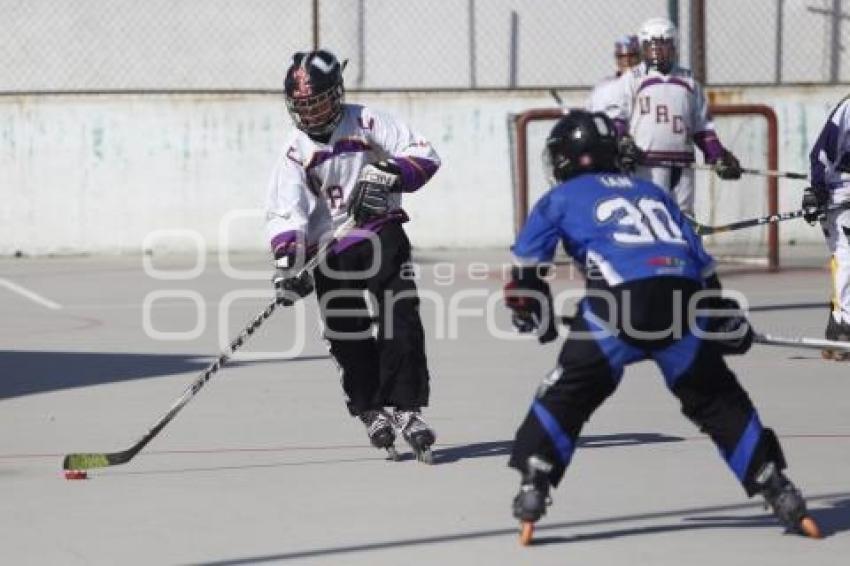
<box><xmin>510</xmin><ymin>104</ymin><xmax>780</xmax><ymax>271</ymax></box>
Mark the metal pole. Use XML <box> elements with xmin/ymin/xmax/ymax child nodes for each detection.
<box><xmin>513</xmin><ymin>108</ymin><xmax>569</xmax><ymax>234</ymax></box>
<box><xmin>469</xmin><ymin>0</ymin><xmax>477</xmax><ymax>88</ymax></box>
<box><xmin>831</xmin><ymin>0</ymin><xmax>841</xmax><ymax>83</ymax></box>
<box><xmin>668</xmin><ymin>0</ymin><xmax>679</xmax><ymax>29</ymax></box>
<box><xmin>509</xmin><ymin>11</ymin><xmax>518</xmax><ymax>87</ymax></box>
<box><xmin>313</xmin><ymin>0</ymin><xmax>320</xmax><ymax>51</ymax></box>
<box><xmin>690</xmin><ymin>0</ymin><xmax>706</xmax><ymax>83</ymax></box>
<box><xmin>356</xmin><ymin>0</ymin><xmax>366</xmax><ymax>88</ymax></box>
<box><xmin>775</xmin><ymin>0</ymin><xmax>784</xmax><ymax>84</ymax></box>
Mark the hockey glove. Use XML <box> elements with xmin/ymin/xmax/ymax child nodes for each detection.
<box><xmin>802</xmin><ymin>185</ymin><xmax>829</xmax><ymax>225</ymax></box>
<box><xmin>617</xmin><ymin>135</ymin><xmax>644</xmax><ymax>172</ymax></box>
<box><xmin>503</xmin><ymin>266</ymin><xmax>558</xmax><ymax>344</ymax></box>
<box><xmin>349</xmin><ymin>160</ymin><xmax>402</xmax><ymax>225</ymax></box>
<box><xmin>702</xmin><ymin>296</ymin><xmax>754</xmax><ymax>356</ymax></box>
<box><xmin>713</xmin><ymin>150</ymin><xmax>743</xmax><ymax>180</ymax></box>
<box><xmin>272</xmin><ymin>258</ymin><xmax>315</xmax><ymax>306</ymax></box>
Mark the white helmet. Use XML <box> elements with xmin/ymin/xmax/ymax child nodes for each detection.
<box><xmin>639</xmin><ymin>17</ymin><xmax>677</xmax><ymax>43</ymax></box>
<box><xmin>638</xmin><ymin>17</ymin><xmax>677</xmax><ymax>73</ymax></box>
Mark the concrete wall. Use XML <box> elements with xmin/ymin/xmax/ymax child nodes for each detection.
<box><xmin>1</xmin><ymin>87</ymin><xmax>846</xmax><ymax>256</ymax></box>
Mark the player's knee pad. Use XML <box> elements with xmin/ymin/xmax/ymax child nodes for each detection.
<box><xmin>833</xmin><ymin>239</ymin><xmax>850</xmax><ymax>263</ymax></box>
<box><xmin>543</xmin><ymin>362</ymin><xmax>615</xmax><ymax>396</ymax></box>
<box><xmin>322</xmin><ymin>308</ymin><xmax>374</xmax><ymax>337</ymax></box>
<box><xmin>325</xmin><ymin>337</ymin><xmax>377</xmax><ymax>373</ymax></box>
<box><xmin>676</xmin><ymin>381</ymin><xmax>752</xmax><ymax>427</ymax></box>
<box><xmin>827</xmin><ymin>210</ymin><xmax>850</xmax><ymax>253</ymax></box>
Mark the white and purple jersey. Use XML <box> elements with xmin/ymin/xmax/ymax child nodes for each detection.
<box><xmin>608</xmin><ymin>62</ymin><xmax>724</xmax><ymax>165</ymax></box>
<box><xmin>586</xmin><ymin>75</ymin><xmax>623</xmax><ymax>114</ymax></box>
<box><xmin>810</xmin><ymin>96</ymin><xmax>850</xmax><ymax>202</ymax></box>
<box><xmin>264</xmin><ymin>104</ymin><xmax>440</xmax><ymax>258</ymax></box>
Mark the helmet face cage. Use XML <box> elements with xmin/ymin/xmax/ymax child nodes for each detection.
<box><xmin>642</xmin><ymin>37</ymin><xmax>676</xmax><ymax>74</ymax></box>
<box><xmin>543</xmin><ymin>111</ymin><xmax>619</xmax><ymax>184</ymax></box>
<box><xmin>285</xmin><ymin>83</ymin><xmax>344</xmax><ymax>137</ymax></box>
<box><xmin>284</xmin><ymin>50</ymin><xmax>345</xmax><ymax>137</ymax></box>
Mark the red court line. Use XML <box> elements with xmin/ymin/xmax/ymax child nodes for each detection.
<box><xmin>1</xmin><ymin>433</ymin><xmax>849</xmax><ymax>461</ymax></box>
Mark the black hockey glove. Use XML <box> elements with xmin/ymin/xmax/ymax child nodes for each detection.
<box><xmin>701</xmin><ymin>296</ymin><xmax>753</xmax><ymax>356</ymax></box>
<box><xmin>802</xmin><ymin>185</ymin><xmax>829</xmax><ymax>225</ymax></box>
<box><xmin>349</xmin><ymin>160</ymin><xmax>402</xmax><ymax>225</ymax></box>
<box><xmin>503</xmin><ymin>266</ymin><xmax>558</xmax><ymax>344</ymax></box>
<box><xmin>713</xmin><ymin>150</ymin><xmax>743</xmax><ymax>180</ymax></box>
<box><xmin>272</xmin><ymin>259</ymin><xmax>314</xmax><ymax>306</ymax></box>
<box><xmin>617</xmin><ymin>135</ymin><xmax>644</xmax><ymax>172</ymax></box>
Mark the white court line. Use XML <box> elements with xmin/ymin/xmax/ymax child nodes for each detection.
<box><xmin>0</xmin><ymin>278</ymin><xmax>62</xmax><ymax>310</ymax></box>
<box><xmin>189</xmin><ymin>353</ymin><xmax>323</xmax><ymax>362</ymax></box>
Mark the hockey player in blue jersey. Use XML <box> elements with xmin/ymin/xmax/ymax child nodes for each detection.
<box><xmin>504</xmin><ymin>110</ymin><xmax>820</xmax><ymax>544</ymax></box>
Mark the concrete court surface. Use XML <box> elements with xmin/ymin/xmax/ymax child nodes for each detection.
<box><xmin>1</xmin><ymin>251</ymin><xmax>849</xmax><ymax>565</ymax></box>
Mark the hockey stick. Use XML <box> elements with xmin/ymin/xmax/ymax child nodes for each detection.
<box><xmin>754</xmin><ymin>331</ymin><xmax>850</xmax><ymax>354</ymax></box>
<box><xmin>560</xmin><ymin>315</ymin><xmax>850</xmax><ymax>354</ymax></box>
<box><xmin>62</xmin><ymin>219</ymin><xmax>357</xmax><ymax>471</ymax></box>
<box><xmin>649</xmin><ymin>160</ymin><xmax>808</xmax><ymax>180</ymax></box>
<box><xmin>549</xmin><ymin>89</ymin><xmax>565</xmax><ymax>107</ymax></box>
<box><xmin>688</xmin><ymin>201</ymin><xmax>850</xmax><ymax>236</ymax></box>
<box><xmin>560</xmin><ymin>316</ymin><xmax>850</xmax><ymax>356</ymax></box>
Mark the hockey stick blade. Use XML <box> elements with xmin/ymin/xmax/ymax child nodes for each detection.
<box><xmin>62</xmin><ymin>219</ymin><xmax>356</xmax><ymax>471</ymax></box>
<box><xmin>63</xmin><ymin>400</ymin><xmax>181</xmax><ymax>470</ymax></box>
<box><xmin>754</xmin><ymin>332</ymin><xmax>850</xmax><ymax>353</ymax></box>
<box><xmin>63</xmin><ymin>452</ymin><xmax>128</xmax><ymax>471</ymax></box>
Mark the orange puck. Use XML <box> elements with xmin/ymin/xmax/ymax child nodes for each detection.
<box><xmin>64</xmin><ymin>470</ymin><xmax>88</xmax><ymax>480</ymax></box>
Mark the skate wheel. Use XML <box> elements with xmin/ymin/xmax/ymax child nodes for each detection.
<box><xmin>519</xmin><ymin>521</ymin><xmax>534</xmax><ymax>546</ymax></box>
<box><xmin>821</xmin><ymin>349</ymin><xmax>849</xmax><ymax>361</ymax></box>
<box><xmin>417</xmin><ymin>449</ymin><xmax>434</xmax><ymax>465</ymax></box>
<box><xmin>800</xmin><ymin>516</ymin><xmax>823</xmax><ymax>539</ymax></box>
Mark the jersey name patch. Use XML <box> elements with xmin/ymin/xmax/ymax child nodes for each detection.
<box><xmin>599</xmin><ymin>175</ymin><xmax>633</xmax><ymax>188</ymax></box>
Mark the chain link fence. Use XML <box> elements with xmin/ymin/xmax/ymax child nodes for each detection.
<box><xmin>1</xmin><ymin>0</ymin><xmax>848</xmax><ymax>92</ymax></box>
<box><xmin>706</xmin><ymin>0</ymin><xmax>850</xmax><ymax>85</ymax></box>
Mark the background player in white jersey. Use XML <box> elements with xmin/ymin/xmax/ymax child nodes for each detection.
<box><xmin>265</xmin><ymin>49</ymin><xmax>441</xmax><ymax>461</ymax></box>
<box><xmin>804</xmin><ymin>96</ymin><xmax>850</xmax><ymax>359</ymax></box>
<box><xmin>586</xmin><ymin>35</ymin><xmax>640</xmax><ymax>114</ymax></box>
<box><xmin>610</xmin><ymin>17</ymin><xmax>742</xmax><ymax>215</ymax></box>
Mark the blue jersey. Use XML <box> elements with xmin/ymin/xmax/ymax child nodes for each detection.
<box><xmin>513</xmin><ymin>173</ymin><xmax>715</xmax><ymax>286</ymax></box>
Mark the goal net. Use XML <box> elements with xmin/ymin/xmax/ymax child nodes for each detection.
<box><xmin>510</xmin><ymin>104</ymin><xmax>778</xmax><ymax>271</ymax></box>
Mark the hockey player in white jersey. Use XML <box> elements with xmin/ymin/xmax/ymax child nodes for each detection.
<box><xmin>265</xmin><ymin>50</ymin><xmax>441</xmax><ymax>461</ymax></box>
<box><xmin>805</xmin><ymin>96</ymin><xmax>850</xmax><ymax>359</ymax></box>
<box><xmin>586</xmin><ymin>35</ymin><xmax>640</xmax><ymax>114</ymax></box>
<box><xmin>610</xmin><ymin>17</ymin><xmax>742</xmax><ymax>215</ymax></box>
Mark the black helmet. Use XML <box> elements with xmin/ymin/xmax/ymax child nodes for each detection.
<box><xmin>543</xmin><ymin>110</ymin><xmax>619</xmax><ymax>183</ymax></box>
<box><xmin>283</xmin><ymin>50</ymin><xmax>345</xmax><ymax>137</ymax></box>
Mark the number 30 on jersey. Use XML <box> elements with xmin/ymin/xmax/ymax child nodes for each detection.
<box><xmin>596</xmin><ymin>196</ymin><xmax>686</xmax><ymax>245</ymax></box>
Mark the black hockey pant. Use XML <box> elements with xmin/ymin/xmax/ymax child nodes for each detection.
<box><xmin>314</xmin><ymin>222</ymin><xmax>430</xmax><ymax>416</ymax></box>
<box><xmin>509</xmin><ymin>307</ymin><xmax>786</xmax><ymax>496</ymax></box>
